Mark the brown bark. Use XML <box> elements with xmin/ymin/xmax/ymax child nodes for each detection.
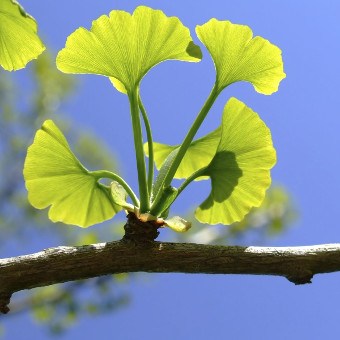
<box><xmin>1</xmin><ymin>239</ymin><xmax>340</xmax><ymax>314</ymax></box>
<box><xmin>0</xmin><ymin>213</ymin><xmax>339</xmax><ymax>314</ymax></box>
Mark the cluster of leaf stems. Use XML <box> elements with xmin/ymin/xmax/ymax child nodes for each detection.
<box><xmin>94</xmin><ymin>82</ymin><xmax>220</xmax><ymax>218</ymax></box>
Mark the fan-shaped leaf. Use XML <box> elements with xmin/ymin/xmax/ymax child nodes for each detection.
<box><xmin>0</xmin><ymin>0</ymin><xmax>45</xmax><ymax>71</ymax></box>
<box><xmin>23</xmin><ymin>120</ymin><xmax>121</xmax><ymax>227</ymax></box>
<box><xmin>56</xmin><ymin>6</ymin><xmax>201</xmax><ymax>94</ymax></box>
<box><xmin>196</xmin><ymin>19</ymin><xmax>285</xmax><ymax>94</ymax></box>
<box><xmin>195</xmin><ymin>97</ymin><xmax>276</xmax><ymax>225</ymax></box>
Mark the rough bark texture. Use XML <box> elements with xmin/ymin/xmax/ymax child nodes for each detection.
<box><xmin>1</xmin><ymin>215</ymin><xmax>340</xmax><ymax>313</ymax></box>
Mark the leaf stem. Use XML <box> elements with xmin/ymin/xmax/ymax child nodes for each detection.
<box><xmin>128</xmin><ymin>88</ymin><xmax>150</xmax><ymax>212</ymax></box>
<box><xmin>176</xmin><ymin>166</ymin><xmax>208</xmax><ymax>197</ymax></box>
<box><xmin>138</xmin><ymin>95</ymin><xmax>154</xmax><ymax>196</ymax></box>
<box><xmin>150</xmin><ymin>84</ymin><xmax>219</xmax><ymax>214</ymax></box>
<box><xmin>91</xmin><ymin>170</ymin><xmax>140</xmax><ymax>207</ymax></box>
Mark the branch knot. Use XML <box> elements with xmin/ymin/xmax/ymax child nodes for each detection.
<box><xmin>122</xmin><ymin>213</ymin><xmax>160</xmax><ymax>244</ymax></box>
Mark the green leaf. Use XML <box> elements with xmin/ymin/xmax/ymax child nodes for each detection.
<box><xmin>150</xmin><ymin>148</ymin><xmax>178</xmax><ymax>200</ymax></box>
<box><xmin>0</xmin><ymin>0</ymin><xmax>45</xmax><ymax>71</ymax></box>
<box><xmin>196</xmin><ymin>19</ymin><xmax>285</xmax><ymax>94</ymax></box>
<box><xmin>195</xmin><ymin>97</ymin><xmax>276</xmax><ymax>225</ymax></box>
<box><xmin>56</xmin><ymin>6</ymin><xmax>201</xmax><ymax>94</ymax></box>
<box><xmin>23</xmin><ymin>120</ymin><xmax>121</xmax><ymax>227</ymax></box>
<box><xmin>146</xmin><ymin>127</ymin><xmax>221</xmax><ymax>180</ymax></box>
<box><xmin>164</xmin><ymin>216</ymin><xmax>191</xmax><ymax>233</ymax></box>
<box><xmin>150</xmin><ymin>185</ymin><xmax>178</xmax><ymax>217</ymax></box>
<box><xmin>110</xmin><ymin>181</ymin><xmax>135</xmax><ymax>212</ymax></box>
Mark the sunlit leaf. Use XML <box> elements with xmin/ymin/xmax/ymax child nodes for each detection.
<box><xmin>196</xmin><ymin>19</ymin><xmax>285</xmax><ymax>94</ymax></box>
<box><xmin>150</xmin><ymin>185</ymin><xmax>178</xmax><ymax>217</ymax></box>
<box><xmin>24</xmin><ymin>120</ymin><xmax>121</xmax><ymax>227</ymax></box>
<box><xmin>145</xmin><ymin>128</ymin><xmax>221</xmax><ymax>180</ymax></box>
<box><xmin>195</xmin><ymin>97</ymin><xmax>276</xmax><ymax>225</ymax></box>
<box><xmin>0</xmin><ymin>0</ymin><xmax>45</xmax><ymax>71</ymax></box>
<box><xmin>164</xmin><ymin>216</ymin><xmax>191</xmax><ymax>232</ymax></box>
<box><xmin>56</xmin><ymin>6</ymin><xmax>201</xmax><ymax>94</ymax></box>
<box><xmin>110</xmin><ymin>181</ymin><xmax>134</xmax><ymax>212</ymax></box>
<box><xmin>150</xmin><ymin>148</ymin><xmax>178</xmax><ymax>201</ymax></box>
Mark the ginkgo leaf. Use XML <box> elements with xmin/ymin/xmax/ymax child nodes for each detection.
<box><xmin>56</xmin><ymin>6</ymin><xmax>201</xmax><ymax>94</ymax></box>
<box><xmin>110</xmin><ymin>181</ymin><xmax>135</xmax><ymax>212</ymax></box>
<box><xmin>164</xmin><ymin>216</ymin><xmax>191</xmax><ymax>232</ymax></box>
<box><xmin>196</xmin><ymin>19</ymin><xmax>285</xmax><ymax>94</ymax></box>
<box><xmin>195</xmin><ymin>97</ymin><xmax>276</xmax><ymax>225</ymax></box>
<box><xmin>23</xmin><ymin>120</ymin><xmax>121</xmax><ymax>227</ymax></box>
<box><xmin>0</xmin><ymin>0</ymin><xmax>45</xmax><ymax>71</ymax></box>
<box><xmin>145</xmin><ymin>128</ymin><xmax>221</xmax><ymax>180</ymax></box>
<box><xmin>150</xmin><ymin>185</ymin><xmax>178</xmax><ymax>218</ymax></box>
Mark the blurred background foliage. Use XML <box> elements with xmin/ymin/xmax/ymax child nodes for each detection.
<box><xmin>0</xmin><ymin>53</ymin><xmax>296</xmax><ymax>335</ymax></box>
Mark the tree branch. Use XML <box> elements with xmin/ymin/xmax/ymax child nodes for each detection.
<box><xmin>1</xmin><ymin>240</ymin><xmax>340</xmax><ymax>313</ymax></box>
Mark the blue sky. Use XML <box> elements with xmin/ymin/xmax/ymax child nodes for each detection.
<box><xmin>4</xmin><ymin>1</ymin><xmax>340</xmax><ymax>339</ymax></box>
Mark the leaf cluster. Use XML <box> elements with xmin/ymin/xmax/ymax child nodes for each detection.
<box><xmin>17</xmin><ymin>6</ymin><xmax>285</xmax><ymax>231</ymax></box>
<box><xmin>0</xmin><ymin>2</ymin><xmax>285</xmax><ymax>232</ymax></box>
<box><xmin>0</xmin><ymin>7</ymin><xmax>294</xmax><ymax>332</ymax></box>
